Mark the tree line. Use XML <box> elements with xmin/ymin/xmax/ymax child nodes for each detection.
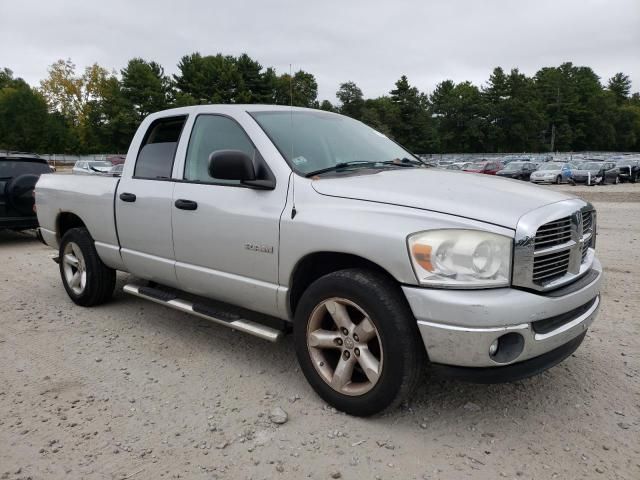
<box><xmin>1</xmin><ymin>53</ymin><xmax>638</xmax><ymax>155</ymax></box>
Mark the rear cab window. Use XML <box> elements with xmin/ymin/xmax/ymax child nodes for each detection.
<box><xmin>134</xmin><ymin>116</ymin><xmax>187</xmax><ymax>179</ymax></box>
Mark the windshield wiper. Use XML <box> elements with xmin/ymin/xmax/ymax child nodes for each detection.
<box><xmin>305</xmin><ymin>161</ymin><xmax>381</xmax><ymax>177</ymax></box>
<box><xmin>305</xmin><ymin>158</ymin><xmax>424</xmax><ymax>177</ymax></box>
<box><xmin>380</xmin><ymin>158</ymin><xmax>424</xmax><ymax>167</ymax></box>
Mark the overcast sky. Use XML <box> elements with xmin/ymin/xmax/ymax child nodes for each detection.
<box><xmin>1</xmin><ymin>0</ymin><xmax>638</xmax><ymax>102</ymax></box>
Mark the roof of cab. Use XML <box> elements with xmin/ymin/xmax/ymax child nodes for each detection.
<box><xmin>147</xmin><ymin>104</ymin><xmax>337</xmax><ymax>120</ymax></box>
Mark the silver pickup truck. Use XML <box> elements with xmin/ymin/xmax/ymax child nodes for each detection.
<box><xmin>35</xmin><ymin>105</ymin><xmax>602</xmax><ymax>416</ymax></box>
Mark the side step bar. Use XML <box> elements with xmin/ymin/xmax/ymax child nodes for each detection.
<box><xmin>123</xmin><ymin>283</ymin><xmax>284</xmax><ymax>342</ymax></box>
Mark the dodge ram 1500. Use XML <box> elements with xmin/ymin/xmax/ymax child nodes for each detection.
<box><xmin>35</xmin><ymin>105</ymin><xmax>602</xmax><ymax>416</ymax></box>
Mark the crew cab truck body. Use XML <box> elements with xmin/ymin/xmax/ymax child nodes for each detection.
<box><xmin>36</xmin><ymin>105</ymin><xmax>603</xmax><ymax>416</ymax></box>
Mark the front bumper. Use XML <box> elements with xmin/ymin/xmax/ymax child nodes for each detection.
<box><xmin>530</xmin><ymin>176</ymin><xmax>555</xmax><ymax>183</ymax></box>
<box><xmin>402</xmin><ymin>258</ymin><xmax>602</xmax><ymax>371</ymax></box>
<box><xmin>571</xmin><ymin>176</ymin><xmax>601</xmax><ymax>184</ymax></box>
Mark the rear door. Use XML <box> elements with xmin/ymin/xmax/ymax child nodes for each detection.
<box><xmin>116</xmin><ymin>115</ymin><xmax>187</xmax><ymax>287</ymax></box>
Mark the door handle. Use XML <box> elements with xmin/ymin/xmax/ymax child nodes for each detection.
<box><xmin>175</xmin><ymin>199</ymin><xmax>198</xmax><ymax>210</ymax></box>
<box><xmin>119</xmin><ymin>192</ymin><xmax>136</xmax><ymax>202</ymax></box>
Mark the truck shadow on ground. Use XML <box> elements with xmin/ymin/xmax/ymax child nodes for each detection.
<box><xmin>0</xmin><ymin>229</ymin><xmax>40</xmax><ymax>246</ymax></box>
<box><xmin>102</xmin><ymin>273</ymin><xmax>595</xmax><ymax>425</ymax></box>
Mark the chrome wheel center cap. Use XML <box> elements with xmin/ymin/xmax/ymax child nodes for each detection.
<box><xmin>344</xmin><ymin>337</ymin><xmax>355</xmax><ymax>349</ymax></box>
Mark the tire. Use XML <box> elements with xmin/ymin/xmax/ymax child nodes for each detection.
<box><xmin>5</xmin><ymin>173</ymin><xmax>40</xmax><ymax>215</ymax></box>
<box><xmin>614</xmin><ymin>176</ymin><xmax>620</xmax><ymax>185</ymax></box>
<box><xmin>59</xmin><ymin>227</ymin><xmax>116</xmax><ymax>306</ymax></box>
<box><xmin>555</xmin><ymin>176</ymin><xmax>562</xmax><ymax>185</ymax></box>
<box><xmin>294</xmin><ymin>268</ymin><xmax>425</xmax><ymax>416</ymax></box>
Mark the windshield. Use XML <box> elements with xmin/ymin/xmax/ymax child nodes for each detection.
<box><xmin>504</xmin><ymin>162</ymin><xmax>525</xmax><ymax>170</ymax></box>
<box><xmin>468</xmin><ymin>162</ymin><xmax>486</xmax><ymax>169</ymax></box>
<box><xmin>88</xmin><ymin>161</ymin><xmax>112</xmax><ymax>168</ymax></box>
<box><xmin>0</xmin><ymin>160</ymin><xmax>51</xmax><ymax>177</ymax></box>
<box><xmin>582</xmin><ymin>162</ymin><xmax>601</xmax><ymax>170</ymax></box>
<box><xmin>250</xmin><ymin>111</ymin><xmax>419</xmax><ymax>175</ymax></box>
<box><xmin>616</xmin><ymin>159</ymin><xmax>637</xmax><ymax>166</ymax></box>
<box><xmin>539</xmin><ymin>163</ymin><xmax>563</xmax><ymax>171</ymax></box>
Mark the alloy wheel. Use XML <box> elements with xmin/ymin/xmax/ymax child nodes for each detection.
<box><xmin>62</xmin><ymin>241</ymin><xmax>87</xmax><ymax>295</ymax></box>
<box><xmin>306</xmin><ymin>298</ymin><xmax>383</xmax><ymax>396</ymax></box>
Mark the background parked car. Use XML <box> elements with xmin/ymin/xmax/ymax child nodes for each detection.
<box><xmin>107</xmin><ymin>155</ymin><xmax>126</xmax><ymax>165</ymax></box>
<box><xmin>0</xmin><ymin>152</ymin><xmax>51</xmax><ymax>230</ymax></box>
<box><xmin>529</xmin><ymin>162</ymin><xmax>572</xmax><ymax>184</ymax></box>
<box><xmin>612</xmin><ymin>158</ymin><xmax>640</xmax><ymax>183</ymax></box>
<box><xmin>72</xmin><ymin>160</ymin><xmax>113</xmax><ymax>175</ymax></box>
<box><xmin>462</xmin><ymin>160</ymin><xmax>503</xmax><ymax>175</ymax></box>
<box><xmin>109</xmin><ymin>164</ymin><xmax>124</xmax><ymax>176</ymax></box>
<box><xmin>569</xmin><ymin>161</ymin><xmax>618</xmax><ymax>185</ymax></box>
<box><xmin>496</xmin><ymin>161</ymin><xmax>538</xmax><ymax>180</ymax></box>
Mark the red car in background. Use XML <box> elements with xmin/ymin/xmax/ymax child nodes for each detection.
<box><xmin>463</xmin><ymin>160</ymin><xmax>504</xmax><ymax>175</ymax></box>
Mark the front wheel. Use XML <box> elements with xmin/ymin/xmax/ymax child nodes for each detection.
<box><xmin>59</xmin><ymin>227</ymin><xmax>116</xmax><ymax>306</ymax></box>
<box><xmin>294</xmin><ymin>269</ymin><xmax>425</xmax><ymax>416</ymax></box>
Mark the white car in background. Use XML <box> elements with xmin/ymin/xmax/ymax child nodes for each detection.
<box><xmin>72</xmin><ymin>160</ymin><xmax>113</xmax><ymax>175</ymax></box>
<box><xmin>530</xmin><ymin>162</ymin><xmax>572</xmax><ymax>184</ymax></box>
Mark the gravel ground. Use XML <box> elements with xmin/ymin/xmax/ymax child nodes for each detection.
<box><xmin>1</xmin><ymin>183</ymin><xmax>639</xmax><ymax>480</ymax></box>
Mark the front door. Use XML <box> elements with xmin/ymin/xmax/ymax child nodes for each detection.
<box><xmin>171</xmin><ymin>114</ymin><xmax>287</xmax><ymax>316</ymax></box>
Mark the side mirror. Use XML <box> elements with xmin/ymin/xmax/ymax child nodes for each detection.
<box><xmin>208</xmin><ymin>150</ymin><xmax>256</xmax><ymax>181</ymax></box>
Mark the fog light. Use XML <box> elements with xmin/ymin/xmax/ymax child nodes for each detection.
<box><xmin>490</xmin><ymin>332</ymin><xmax>525</xmax><ymax>364</ymax></box>
<box><xmin>489</xmin><ymin>339</ymin><xmax>499</xmax><ymax>356</ymax></box>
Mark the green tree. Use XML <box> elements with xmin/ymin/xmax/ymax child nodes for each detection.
<box><xmin>336</xmin><ymin>81</ymin><xmax>364</xmax><ymax>119</ymax></box>
<box><xmin>0</xmin><ymin>81</ymin><xmax>50</xmax><ymax>151</ymax></box>
<box><xmin>389</xmin><ymin>75</ymin><xmax>433</xmax><ymax>152</ymax></box>
<box><xmin>607</xmin><ymin>73</ymin><xmax>632</xmax><ymax>104</ymax></box>
<box><xmin>360</xmin><ymin>97</ymin><xmax>398</xmax><ymax>138</ymax></box>
<box><xmin>174</xmin><ymin>53</ymin><xmax>242</xmax><ymax>104</ymax></box>
<box><xmin>431</xmin><ymin>80</ymin><xmax>487</xmax><ymax>152</ymax></box>
<box><xmin>274</xmin><ymin>70</ymin><xmax>318</xmax><ymax>107</ymax></box>
<box><xmin>39</xmin><ymin>59</ymin><xmax>83</xmax><ymax>124</ymax></box>
<box><xmin>120</xmin><ymin>58</ymin><xmax>172</xmax><ymax>121</ymax></box>
<box><xmin>319</xmin><ymin>99</ymin><xmax>334</xmax><ymax>111</ymax></box>
<box><xmin>483</xmin><ymin>68</ymin><xmax>544</xmax><ymax>152</ymax></box>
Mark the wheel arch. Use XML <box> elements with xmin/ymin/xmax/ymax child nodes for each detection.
<box><xmin>288</xmin><ymin>251</ymin><xmax>400</xmax><ymax>318</ymax></box>
<box><xmin>56</xmin><ymin>212</ymin><xmax>88</xmax><ymax>243</ymax></box>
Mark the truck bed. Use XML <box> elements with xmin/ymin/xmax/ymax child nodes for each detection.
<box><xmin>36</xmin><ymin>174</ymin><xmax>121</xmax><ymax>267</ymax></box>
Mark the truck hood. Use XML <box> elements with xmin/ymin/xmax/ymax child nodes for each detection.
<box><xmin>311</xmin><ymin>168</ymin><xmax>574</xmax><ymax>229</ymax></box>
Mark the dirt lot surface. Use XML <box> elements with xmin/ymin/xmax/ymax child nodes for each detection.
<box><xmin>1</xmin><ymin>183</ymin><xmax>639</xmax><ymax>480</ymax></box>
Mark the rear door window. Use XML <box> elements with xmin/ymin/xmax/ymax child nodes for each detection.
<box><xmin>134</xmin><ymin>116</ymin><xmax>187</xmax><ymax>179</ymax></box>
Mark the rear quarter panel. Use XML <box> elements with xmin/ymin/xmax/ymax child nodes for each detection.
<box><xmin>35</xmin><ymin>174</ymin><xmax>122</xmax><ymax>268</ymax></box>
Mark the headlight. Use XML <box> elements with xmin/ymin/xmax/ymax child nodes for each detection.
<box><xmin>408</xmin><ymin>230</ymin><xmax>512</xmax><ymax>288</ymax></box>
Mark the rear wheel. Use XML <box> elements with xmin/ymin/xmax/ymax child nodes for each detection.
<box><xmin>59</xmin><ymin>227</ymin><xmax>115</xmax><ymax>306</ymax></box>
<box><xmin>555</xmin><ymin>175</ymin><xmax>562</xmax><ymax>184</ymax></box>
<box><xmin>294</xmin><ymin>269</ymin><xmax>425</xmax><ymax>416</ymax></box>
<box><xmin>614</xmin><ymin>176</ymin><xmax>620</xmax><ymax>185</ymax></box>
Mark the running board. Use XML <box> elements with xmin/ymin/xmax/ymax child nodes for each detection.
<box><xmin>123</xmin><ymin>283</ymin><xmax>284</xmax><ymax>342</ymax></box>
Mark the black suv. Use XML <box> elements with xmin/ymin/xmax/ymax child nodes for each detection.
<box><xmin>611</xmin><ymin>158</ymin><xmax>640</xmax><ymax>183</ymax></box>
<box><xmin>1</xmin><ymin>152</ymin><xmax>51</xmax><ymax>230</ymax></box>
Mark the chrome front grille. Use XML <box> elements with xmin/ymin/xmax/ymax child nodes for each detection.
<box><xmin>582</xmin><ymin>210</ymin><xmax>593</xmax><ymax>233</ymax></box>
<box><xmin>533</xmin><ymin>249</ymin><xmax>571</xmax><ymax>283</ymax></box>
<box><xmin>534</xmin><ymin>217</ymin><xmax>572</xmax><ymax>251</ymax></box>
<box><xmin>513</xmin><ymin>199</ymin><xmax>596</xmax><ymax>291</ymax></box>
